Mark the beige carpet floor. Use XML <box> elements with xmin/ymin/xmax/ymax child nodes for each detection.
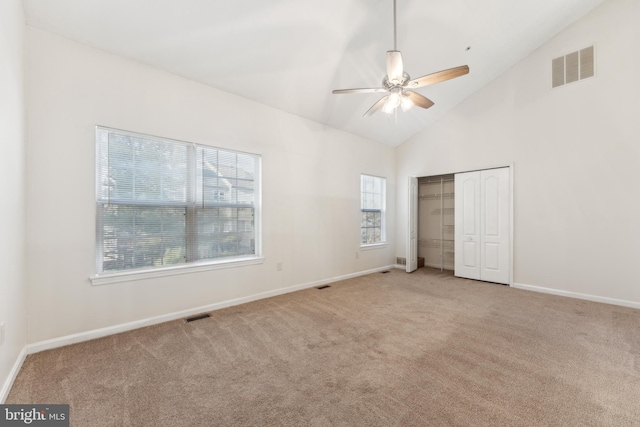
<box><xmin>7</xmin><ymin>268</ymin><xmax>640</xmax><ymax>426</ymax></box>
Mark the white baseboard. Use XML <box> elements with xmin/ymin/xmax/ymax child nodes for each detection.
<box><xmin>1</xmin><ymin>347</ymin><xmax>27</xmax><ymax>403</ymax></box>
<box><xmin>512</xmin><ymin>282</ymin><xmax>640</xmax><ymax>310</ymax></box>
<box><xmin>27</xmin><ymin>265</ymin><xmax>395</xmax><ymax>355</ymax></box>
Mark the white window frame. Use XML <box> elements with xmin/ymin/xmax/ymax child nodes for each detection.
<box><xmin>360</xmin><ymin>174</ymin><xmax>387</xmax><ymax>247</ymax></box>
<box><xmin>91</xmin><ymin>126</ymin><xmax>263</xmax><ymax>285</ymax></box>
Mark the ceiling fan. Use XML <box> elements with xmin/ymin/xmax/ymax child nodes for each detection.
<box><xmin>332</xmin><ymin>0</ymin><xmax>469</xmax><ymax>117</ymax></box>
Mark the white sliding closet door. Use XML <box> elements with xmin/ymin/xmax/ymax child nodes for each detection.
<box><xmin>454</xmin><ymin>172</ymin><xmax>481</xmax><ymax>279</ymax></box>
<box><xmin>480</xmin><ymin>168</ymin><xmax>510</xmax><ymax>284</ymax></box>
<box><xmin>455</xmin><ymin>168</ymin><xmax>510</xmax><ymax>284</ymax></box>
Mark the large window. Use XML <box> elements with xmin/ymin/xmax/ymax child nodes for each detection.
<box><xmin>361</xmin><ymin>174</ymin><xmax>386</xmax><ymax>245</ymax></box>
<box><xmin>95</xmin><ymin>127</ymin><xmax>261</xmax><ymax>274</ymax></box>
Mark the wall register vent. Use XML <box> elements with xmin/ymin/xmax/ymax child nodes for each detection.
<box><xmin>552</xmin><ymin>46</ymin><xmax>594</xmax><ymax>88</ymax></box>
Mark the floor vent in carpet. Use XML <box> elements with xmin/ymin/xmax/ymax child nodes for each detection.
<box><xmin>380</xmin><ymin>271</ymin><xmax>390</xmax><ymax>274</ymax></box>
<box><xmin>316</xmin><ymin>285</ymin><xmax>331</xmax><ymax>290</ymax></box>
<box><xmin>185</xmin><ymin>313</ymin><xmax>211</xmax><ymax>323</ymax></box>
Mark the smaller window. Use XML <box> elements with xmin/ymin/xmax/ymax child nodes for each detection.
<box><xmin>361</xmin><ymin>174</ymin><xmax>386</xmax><ymax>245</ymax></box>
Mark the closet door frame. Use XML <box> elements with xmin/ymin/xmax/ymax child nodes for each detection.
<box><xmin>406</xmin><ymin>176</ymin><xmax>419</xmax><ymax>273</ymax></box>
<box><xmin>407</xmin><ymin>163</ymin><xmax>514</xmax><ymax>286</ymax></box>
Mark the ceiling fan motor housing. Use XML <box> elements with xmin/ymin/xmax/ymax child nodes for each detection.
<box><xmin>383</xmin><ymin>71</ymin><xmax>411</xmax><ymax>89</ymax></box>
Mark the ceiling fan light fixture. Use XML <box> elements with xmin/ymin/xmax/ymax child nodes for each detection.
<box><xmin>382</xmin><ymin>100</ymin><xmax>397</xmax><ymax>115</ymax></box>
<box><xmin>401</xmin><ymin>93</ymin><xmax>414</xmax><ymax>111</ymax></box>
<box><xmin>382</xmin><ymin>87</ymin><xmax>403</xmax><ymax>114</ymax></box>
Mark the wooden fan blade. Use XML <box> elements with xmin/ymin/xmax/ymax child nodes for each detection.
<box><xmin>386</xmin><ymin>50</ymin><xmax>404</xmax><ymax>84</ymax></box>
<box><xmin>407</xmin><ymin>65</ymin><xmax>469</xmax><ymax>89</ymax></box>
<box><xmin>332</xmin><ymin>88</ymin><xmax>388</xmax><ymax>94</ymax></box>
<box><xmin>405</xmin><ymin>91</ymin><xmax>435</xmax><ymax>109</ymax></box>
<box><xmin>363</xmin><ymin>96</ymin><xmax>389</xmax><ymax>117</ymax></box>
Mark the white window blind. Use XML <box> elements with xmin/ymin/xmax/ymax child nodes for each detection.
<box><xmin>96</xmin><ymin>127</ymin><xmax>260</xmax><ymax>274</ymax></box>
<box><xmin>360</xmin><ymin>174</ymin><xmax>386</xmax><ymax>245</ymax></box>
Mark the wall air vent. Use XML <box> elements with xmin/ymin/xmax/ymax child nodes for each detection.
<box><xmin>552</xmin><ymin>46</ymin><xmax>595</xmax><ymax>88</ymax></box>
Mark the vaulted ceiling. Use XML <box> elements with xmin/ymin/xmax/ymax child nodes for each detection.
<box><xmin>23</xmin><ymin>0</ymin><xmax>605</xmax><ymax>146</ymax></box>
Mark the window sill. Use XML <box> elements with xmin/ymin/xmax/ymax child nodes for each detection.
<box><xmin>90</xmin><ymin>256</ymin><xmax>265</xmax><ymax>286</ymax></box>
<box><xmin>360</xmin><ymin>243</ymin><xmax>388</xmax><ymax>250</ymax></box>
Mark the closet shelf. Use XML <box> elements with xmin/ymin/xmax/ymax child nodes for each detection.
<box><xmin>418</xmin><ymin>177</ymin><xmax>454</xmax><ymax>184</ymax></box>
<box><xmin>419</xmin><ymin>192</ymin><xmax>454</xmax><ymax>200</ymax></box>
<box><xmin>431</xmin><ymin>208</ymin><xmax>455</xmax><ymax>215</ymax></box>
<box><xmin>419</xmin><ymin>238</ymin><xmax>454</xmax><ymax>249</ymax></box>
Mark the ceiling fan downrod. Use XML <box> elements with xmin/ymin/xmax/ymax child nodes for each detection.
<box><xmin>393</xmin><ymin>0</ymin><xmax>397</xmax><ymax>51</ymax></box>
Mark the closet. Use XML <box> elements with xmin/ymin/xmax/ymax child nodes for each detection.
<box><xmin>409</xmin><ymin>167</ymin><xmax>511</xmax><ymax>285</ymax></box>
<box><xmin>418</xmin><ymin>174</ymin><xmax>455</xmax><ymax>271</ymax></box>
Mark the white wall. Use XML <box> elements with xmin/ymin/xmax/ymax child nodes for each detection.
<box><xmin>25</xmin><ymin>27</ymin><xmax>395</xmax><ymax>344</ymax></box>
<box><xmin>396</xmin><ymin>0</ymin><xmax>640</xmax><ymax>305</ymax></box>
<box><xmin>0</xmin><ymin>0</ymin><xmax>27</xmax><ymax>401</ymax></box>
